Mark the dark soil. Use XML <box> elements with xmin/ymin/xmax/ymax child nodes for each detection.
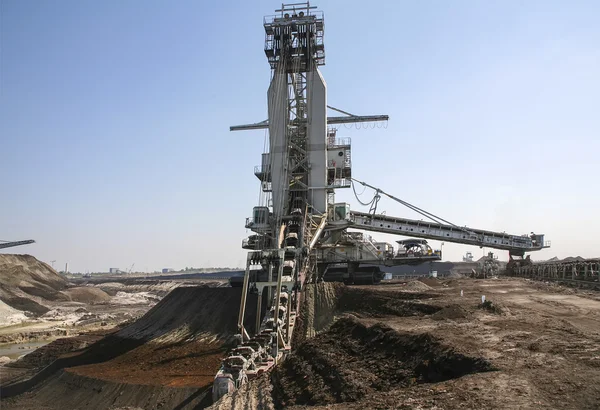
<box><xmin>478</xmin><ymin>300</ymin><xmax>508</xmax><ymax>315</ymax></box>
<box><xmin>1</xmin><ymin>286</ymin><xmax>263</xmax><ymax>402</ymax></box>
<box><xmin>338</xmin><ymin>288</ymin><xmax>441</xmax><ymax>317</ymax></box>
<box><xmin>0</xmin><ymin>294</ymin><xmax>49</xmax><ymax>316</ymax></box>
<box><xmin>18</xmin><ymin>285</ymin><xmax>69</xmax><ymax>302</ymax></box>
<box><xmin>7</xmin><ymin>331</ymin><xmax>111</xmax><ymax>370</ymax></box>
<box><xmin>431</xmin><ymin>304</ymin><xmax>471</xmax><ymax>320</ymax></box>
<box><xmin>271</xmin><ymin>318</ymin><xmax>494</xmax><ymax>408</ymax></box>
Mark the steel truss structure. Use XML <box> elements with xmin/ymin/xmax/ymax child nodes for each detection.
<box><xmin>212</xmin><ymin>1</ymin><xmax>550</xmax><ymax>403</ymax></box>
<box><xmin>513</xmin><ymin>258</ymin><xmax>600</xmax><ymax>289</ymax></box>
<box><xmin>0</xmin><ymin>240</ymin><xmax>35</xmax><ymax>250</ymax></box>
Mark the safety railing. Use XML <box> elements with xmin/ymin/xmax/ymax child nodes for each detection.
<box><xmin>327</xmin><ymin>137</ymin><xmax>351</xmax><ymax>148</ymax></box>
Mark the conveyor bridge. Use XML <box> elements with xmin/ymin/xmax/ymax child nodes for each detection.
<box><xmin>348</xmin><ymin>211</ymin><xmax>547</xmax><ymax>256</ymax></box>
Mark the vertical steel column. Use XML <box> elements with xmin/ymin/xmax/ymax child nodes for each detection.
<box><xmin>286</xmin><ymin>290</ymin><xmax>292</xmax><ymax>344</ymax></box>
<box><xmin>255</xmin><ymin>290</ymin><xmax>262</xmax><ymax>336</ymax></box>
<box><xmin>237</xmin><ymin>257</ymin><xmax>252</xmax><ymax>342</ymax></box>
<box><xmin>267</xmin><ymin>264</ymin><xmax>273</xmax><ymax>309</ymax></box>
<box><xmin>273</xmin><ymin>249</ymin><xmax>285</xmax><ymax>363</ymax></box>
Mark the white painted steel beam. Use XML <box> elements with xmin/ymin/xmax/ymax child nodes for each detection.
<box><xmin>230</xmin><ymin>115</ymin><xmax>389</xmax><ymax>131</ymax></box>
<box><xmin>349</xmin><ymin>211</ymin><xmax>544</xmax><ymax>252</ymax></box>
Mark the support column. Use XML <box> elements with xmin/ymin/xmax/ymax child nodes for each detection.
<box><xmin>255</xmin><ymin>290</ymin><xmax>262</xmax><ymax>336</ymax></box>
<box><xmin>273</xmin><ymin>249</ymin><xmax>285</xmax><ymax>364</ymax></box>
<box><xmin>237</xmin><ymin>257</ymin><xmax>252</xmax><ymax>343</ymax></box>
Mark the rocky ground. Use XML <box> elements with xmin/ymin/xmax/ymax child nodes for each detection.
<box><xmin>2</xmin><ymin>277</ymin><xmax>600</xmax><ymax>409</ymax></box>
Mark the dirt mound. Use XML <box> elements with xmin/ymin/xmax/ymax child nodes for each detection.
<box><xmin>478</xmin><ymin>300</ymin><xmax>509</xmax><ymax>315</ymax></box>
<box><xmin>64</xmin><ymin>287</ymin><xmax>264</xmax><ymax>389</ymax></box>
<box><xmin>405</xmin><ymin>280</ymin><xmax>433</xmax><ymax>291</ymax></box>
<box><xmin>1</xmin><ymin>286</ymin><xmax>263</xmax><ymax>404</ymax></box>
<box><xmin>93</xmin><ymin>280</ymin><xmax>182</xmax><ymax>297</ymax></box>
<box><xmin>0</xmin><ymin>254</ymin><xmax>67</xmax><ymax>316</ymax></box>
<box><xmin>60</xmin><ymin>287</ymin><xmax>111</xmax><ymax>304</ymax></box>
<box><xmin>294</xmin><ymin>283</ymin><xmax>440</xmax><ymax>345</ymax></box>
<box><xmin>418</xmin><ymin>278</ymin><xmax>443</xmax><ymax>287</ymax></box>
<box><xmin>294</xmin><ymin>283</ymin><xmax>439</xmax><ymax>345</ymax></box>
<box><xmin>432</xmin><ymin>304</ymin><xmax>471</xmax><ymax>320</ymax></box>
<box><xmin>0</xmin><ymin>300</ymin><xmax>28</xmax><ymax>326</ymax></box>
<box><xmin>271</xmin><ymin>318</ymin><xmax>494</xmax><ymax>407</ymax></box>
<box><xmin>116</xmin><ymin>286</ymin><xmax>262</xmax><ymax>343</ymax></box>
<box><xmin>1</xmin><ymin>370</ymin><xmax>210</xmax><ymax>410</ymax></box>
<box><xmin>338</xmin><ymin>287</ymin><xmax>440</xmax><ymax>317</ymax></box>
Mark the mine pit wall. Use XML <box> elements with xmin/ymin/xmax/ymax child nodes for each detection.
<box><xmin>209</xmin><ymin>282</ymin><xmax>346</xmax><ymax>410</ymax></box>
<box><xmin>1</xmin><ymin>286</ymin><xmax>265</xmax><ymax>400</ymax></box>
<box><xmin>292</xmin><ymin>282</ymin><xmax>441</xmax><ymax>346</ymax></box>
<box><xmin>292</xmin><ymin>282</ymin><xmax>344</xmax><ymax>346</ymax></box>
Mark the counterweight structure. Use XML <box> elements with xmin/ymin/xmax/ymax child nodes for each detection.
<box><xmin>212</xmin><ymin>2</ymin><xmax>549</xmax><ymax>402</ymax></box>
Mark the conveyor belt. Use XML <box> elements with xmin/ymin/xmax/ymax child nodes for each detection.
<box><xmin>349</xmin><ymin>211</ymin><xmax>546</xmax><ymax>254</ymax></box>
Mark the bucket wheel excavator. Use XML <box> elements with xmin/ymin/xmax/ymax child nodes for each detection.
<box><xmin>212</xmin><ymin>2</ymin><xmax>549</xmax><ymax>402</ymax></box>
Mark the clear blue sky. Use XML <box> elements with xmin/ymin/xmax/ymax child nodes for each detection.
<box><xmin>1</xmin><ymin>0</ymin><xmax>598</xmax><ymax>272</ymax></box>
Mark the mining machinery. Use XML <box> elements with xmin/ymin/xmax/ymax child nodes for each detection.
<box><xmin>0</xmin><ymin>239</ymin><xmax>35</xmax><ymax>250</ymax></box>
<box><xmin>213</xmin><ymin>2</ymin><xmax>549</xmax><ymax>402</ymax></box>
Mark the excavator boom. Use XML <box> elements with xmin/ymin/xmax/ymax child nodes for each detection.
<box><xmin>0</xmin><ymin>240</ymin><xmax>35</xmax><ymax>250</ymax></box>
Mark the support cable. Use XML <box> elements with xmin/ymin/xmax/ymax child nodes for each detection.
<box><xmin>351</xmin><ymin>178</ymin><xmax>474</xmax><ymax>235</ymax></box>
<box><xmin>351</xmin><ymin>180</ymin><xmax>377</xmax><ymax>207</ymax></box>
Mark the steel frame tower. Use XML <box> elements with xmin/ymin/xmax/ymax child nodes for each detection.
<box><xmin>214</xmin><ymin>3</ymin><xmax>388</xmax><ymax>401</ymax></box>
<box><xmin>213</xmin><ymin>2</ymin><xmax>548</xmax><ymax>402</ymax></box>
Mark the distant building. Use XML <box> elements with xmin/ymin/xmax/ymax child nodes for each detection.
<box><xmin>109</xmin><ymin>268</ymin><xmax>120</xmax><ymax>274</ymax></box>
<box><xmin>162</xmin><ymin>268</ymin><xmax>174</xmax><ymax>273</ymax></box>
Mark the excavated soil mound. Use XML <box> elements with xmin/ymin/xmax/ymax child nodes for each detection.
<box><xmin>418</xmin><ymin>278</ymin><xmax>443</xmax><ymax>287</ymax></box>
<box><xmin>294</xmin><ymin>283</ymin><xmax>439</xmax><ymax>344</ymax></box>
<box><xmin>338</xmin><ymin>287</ymin><xmax>440</xmax><ymax>317</ymax></box>
<box><xmin>60</xmin><ymin>287</ymin><xmax>111</xmax><ymax>304</ymax></box>
<box><xmin>405</xmin><ymin>280</ymin><xmax>433</xmax><ymax>291</ymax></box>
<box><xmin>0</xmin><ymin>254</ymin><xmax>67</xmax><ymax>316</ymax></box>
<box><xmin>116</xmin><ymin>286</ymin><xmax>262</xmax><ymax>342</ymax></box>
<box><xmin>2</xmin><ymin>287</ymin><xmax>263</xmax><ymax>405</ymax></box>
<box><xmin>271</xmin><ymin>318</ymin><xmax>494</xmax><ymax>407</ymax></box>
<box><xmin>2</xmin><ymin>370</ymin><xmax>211</xmax><ymax>410</ymax></box>
<box><xmin>478</xmin><ymin>300</ymin><xmax>510</xmax><ymax>315</ymax></box>
<box><xmin>431</xmin><ymin>304</ymin><xmax>471</xmax><ymax>321</ymax></box>
<box><xmin>65</xmin><ymin>287</ymin><xmax>264</xmax><ymax>387</ymax></box>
